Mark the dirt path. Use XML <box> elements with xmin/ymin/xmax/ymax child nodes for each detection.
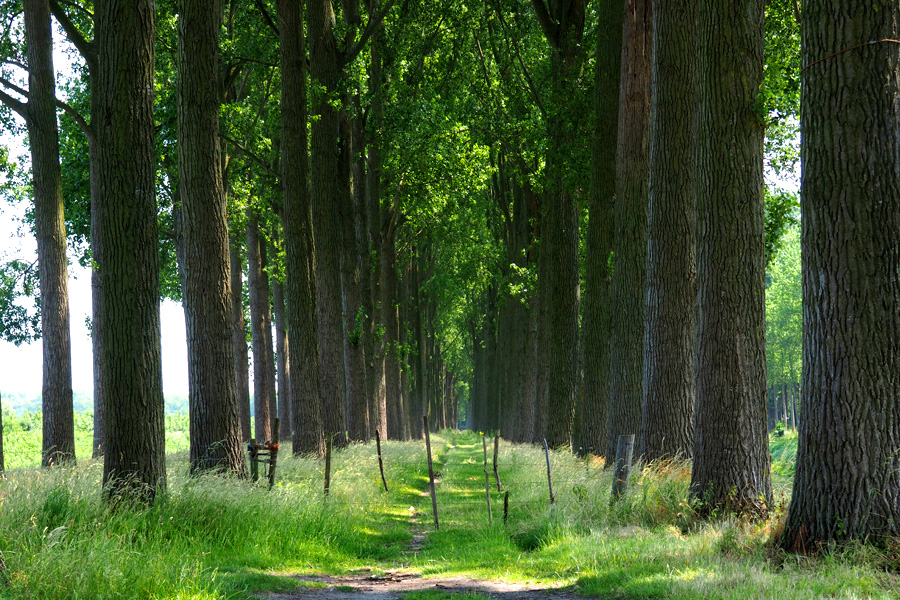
<box><xmin>264</xmin><ymin>440</ymin><xmax>582</xmax><ymax>600</ymax></box>
<box><xmin>264</xmin><ymin>570</ymin><xmax>582</xmax><ymax>600</ymax></box>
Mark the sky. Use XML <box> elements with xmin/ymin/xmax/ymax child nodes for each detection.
<box><xmin>0</xmin><ymin>200</ymin><xmax>192</xmax><ymax>399</ymax></box>
<box><xmin>0</xmin><ymin>26</ymin><xmax>196</xmax><ymax>402</ymax></box>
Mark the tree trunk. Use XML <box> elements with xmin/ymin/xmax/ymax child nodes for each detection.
<box><xmin>691</xmin><ymin>0</ymin><xmax>771</xmax><ymax>515</ymax></box>
<box><xmin>340</xmin><ymin>120</ymin><xmax>369</xmax><ymax>442</ymax></box>
<box><xmin>263</xmin><ymin>244</ymin><xmax>278</xmax><ymax>437</ymax></box>
<box><xmin>781</xmin><ymin>0</ymin><xmax>900</xmax><ymax>547</ymax></box>
<box><xmin>273</xmin><ymin>279</ymin><xmax>291</xmax><ymax>441</ymax></box>
<box><xmin>638</xmin><ymin>0</ymin><xmax>698</xmax><ymax>462</ymax></box>
<box><xmin>276</xmin><ymin>0</ymin><xmax>323</xmax><ymax>455</ymax></box>
<box><xmin>177</xmin><ymin>0</ymin><xmax>246</xmax><ymax>475</ymax></box>
<box><xmin>96</xmin><ymin>0</ymin><xmax>166</xmax><ymax>501</ymax></box>
<box><xmin>581</xmin><ymin>0</ymin><xmax>622</xmax><ymax>458</ymax></box>
<box><xmin>230</xmin><ymin>239</ymin><xmax>252</xmax><ymax>441</ymax></box>
<box><xmin>308</xmin><ymin>0</ymin><xmax>349</xmax><ymax>448</ymax></box>
<box><xmin>607</xmin><ymin>0</ymin><xmax>651</xmax><ymax>462</ymax></box>
<box><xmin>531</xmin><ymin>0</ymin><xmax>586</xmax><ymax>448</ymax></box>
<box><xmin>24</xmin><ymin>0</ymin><xmax>76</xmax><ymax>467</ymax></box>
<box><xmin>382</xmin><ymin>221</ymin><xmax>404</xmax><ymax>439</ymax></box>
<box><xmin>246</xmin><ymin>208</ymin><xmax>272</xmax><ymax>442</ymax></box>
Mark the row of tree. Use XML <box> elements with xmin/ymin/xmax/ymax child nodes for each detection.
<box><xmin>1</xmin><ymin>0</ymin><xmax>898</xmax><ymax>550</ymax></box>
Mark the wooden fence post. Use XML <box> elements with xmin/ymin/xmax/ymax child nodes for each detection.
<box><xmin>503</xmin><ymin>491</ymin><xmax>509</xmax><ymax>525</ymax></box>
<box><xmin>543</xmin><ymin>438</ymin><xmax>555</xmax><ymax>505</ymax></box>
<box><xmin>611</xmin><ymin>433</ymin><xmax>635</xmax><ymax>502</ymax></box>
<box><xmin>483</xmin><ymin>435</ymin><xmax>493</xmax><ymax>524</ymax></box>
<box><xmin>424</xmin><ymin>415</ymin><xmax>440</xmax><ymax>530</ymax></box>
<box><xmin>375</xmin><ymin>429</ymin><xmax>389</xmax><ymax>492</ymax></box>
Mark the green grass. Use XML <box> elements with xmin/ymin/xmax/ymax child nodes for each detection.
<box><xmin>0</xmin><ymin>425</ymin><xmax>897</xmax><ymax>599</ymax></box>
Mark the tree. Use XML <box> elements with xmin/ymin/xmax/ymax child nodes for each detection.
<box><xmin>177</xmin><ymin>0</ymin><xmax>247</xmax><ymax>475</ymax></box>
<box><xmin>247</xmin><ymin>206</ymin><xmax>273</xmax><ymax>442</ymax></box>
<box><xmin>277</xmin><ymin>0</ymin><xmax>324</xmax><ymax>455</ymax></box>
<box><xmin>580</xmin><ymin>0</ymin><xmax>622</xmax><ymax>457</ymax></box>
<box><xmin>530</xmin><ymin>0</ymin><xmax>587</xmax><ymax>448</ymax></box>
<box><xmin>780</xmin><ymin>1</ymin><xmax>900</xmax><ymax>549</ymax></box>
<box><xmin>230</xmin><ymin>238</ymin><xmax>252</xmax><ymax>440</ymax></box>
<box><xmin>96</xmin><ymin>0</ymin><xmax>166</xmax><ymax>501</ymax></box>
<box><xmin>637</xmin><ymin>0</ymin><xmax>697</xmax><ymax>461</ymax></box>
<box><xmin>24</xmin><ymin>0</ymin><xmax>75</xmax><ymax>466</ymax></box>
<box><xmin>607</xmin><ymin>0</ymin><xmax>651</xmax><ymax>462</ymax></box>
<box><xmin>690</xmin><ymin>0</ymin><xmax>771</xmax><ymax>515</ymax></box>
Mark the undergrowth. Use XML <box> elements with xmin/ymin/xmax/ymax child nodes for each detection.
<box><xmin>0</xmin><ymin>428</ymin><xmax>897</xmax><ymax>599</ymax></box>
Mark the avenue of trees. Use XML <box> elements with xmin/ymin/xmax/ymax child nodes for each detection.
<box><xmin>0</xmin><ymin>0</ymin><xmax>897</xmax><ymax>551</ymax></box>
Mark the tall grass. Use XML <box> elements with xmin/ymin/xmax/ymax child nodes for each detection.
<box><xmin>0</xmin><ymin>428</ymin><xmax>897</xmax><ymax>600</ymax></box>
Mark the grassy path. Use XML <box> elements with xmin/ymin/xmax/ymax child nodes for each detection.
<box><xmin>1</xmin><ymin>430</ymin><xmax>897</xmax><ymax>599</ymax></box>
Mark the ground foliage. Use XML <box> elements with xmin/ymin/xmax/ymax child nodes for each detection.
<box><xmin>0</xmin><ymin>429</ymin><xmax>896</xmax><ymax>599</ymax></box>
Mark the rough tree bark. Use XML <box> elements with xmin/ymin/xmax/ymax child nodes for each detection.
<box><xmin>780</xmin><ymin>0</ymin><xmax>900</xmax><ymax>549</ymax></box>
<box><xmin>277</xmin><ymin>0</ymin><xmax>323</xmax><ymax>455</ymax></box>
<box><xmin>22</xmin><ymin>0</ymin><xmax>76</xmax><ymax>467</ymax></box>
<box><xmin>308</xmin><ymin>0</ymin><xmax>349</xmax><ymax>447</ymax></box>
<box><xmin>607</xmin><ymin>0</ymin><xmax>651</xmax><ymax>462</ymax></box>
<box><xmin>530</xmin><ymin>0</ymin><xmax>586</xmax><ymax>448</ymax></box>
<box><xmin>691</xmin><ymin>0</ymin><xmax>772</xmax><ymax>515</ymax></box>
<box><xmin>96</xmin><ymin>0</ymin><xmax>166</xmax><ymax>501</ymax></box>
<box><xmin>638</xmin><ymin>0</ymin><xmax>697</xmax><ymax>462</ymax></box>
<box><xmin>580</xmin><ymin>0</ymin><xmax>622</xmax><ymax>458</ymax></box>
<box><xmin>177</xmin><ymin>0</ymin><xmax>246</xmax><ymax>475</ymax></box>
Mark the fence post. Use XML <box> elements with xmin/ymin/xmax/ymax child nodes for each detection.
<box><xmin>483</xmin><ymin>435</ymin><xmax>493</xmax><ymax>524</ymax></box>
<box><xmin>493</xmin><ymin>433</ymin><xmax>501</xmax><ymax>492</ymax></box>
<box><xmin>249</xmin><ymin>438</ymin><xmax>259</xmax><ymax>483</ymax></box>
<box><xmin>503</xmin><ymin>491</ymin><xmax>509</xmax><ymax>525</ymax></box>
<box><xmin>611</xmin><ymin>433</ymin><xmax>635</xmax><ymax>502</ymax></box>
<box><xmin>424</xmin><ymin>414</ymin><xmax>439</xmax><ymax>530</ymax></box>
<box><xmin>268</xmin><ymin>418</ymin><xmax>281</xmax><ymax>489</ymax></box>
<box><xmin>543</xmin><ymin>438</ymin><xmax>555</xmax><ymax>505</ymax></box>
<box><xmin>375</xmin><ymin>429</ymin><xmax>389</xmax><ymax>492</ymax></box>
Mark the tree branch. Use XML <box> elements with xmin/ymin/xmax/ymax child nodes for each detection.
<box><xmin>0</xmin><ymin>76</ymin><xmax>29</xmax><ymax>102</ymax></box>
<box><xmin>0</xmin><ymin>88</ymin><xmax>27</xmax><ymax>119</ymax></box>
<box><xmin>529</xmin><ymin>0</ymin><xmax>557</xmax><ymax>49</ymax></box>
<box><xmin>221</xmin><ymin>134</ymin><xmax>280</xmax><ymax>179</ymax></box>
<box><xmin>253</xmin><ymin>0</ymin><xmax>280</xmax><ymax>37</ymax></box>
<box><xmin>48</xmin><ymin>0</ymin><xmax>97</xmax><ymax>68</ymax></box>
<box><xmin>341</xmin><ymin>0</ymin><xmax>398</xmax><ymax>68</ymax></box>
<box><xmin>56</xmin><ymin>98</ymin><xmax>92</xmax><ymax>142</ymax></box>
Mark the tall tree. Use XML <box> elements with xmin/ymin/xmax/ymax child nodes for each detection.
<box><xmin>276</xmin><ymin>0</ymin><xmax>324</xmax><ymax>455</ymax></box>
<box><xmin>96</xmin><ymin>0</ymin><xmax>166</xmax><ymax>500</ymax></box>
<box><xmin>273</xmin><ymin>278</ymin><xmax>291</xmax><ymax>441</ymax></box>
<box><xmin>230</xmin><ymin>238</ymin><xmax>252</xmax><ymax>441</ymax></box>
<box><xmin>637</xmin><ymin>0</ymin><xmax>698</xmax><ymax>461</ymax></box>
<box><xmin>530</xmin><ymin>0</ymin><xmax>587</xmax><ymax>448</ymax></box>
<box><xmin>307</xmin><ymin>0</ymin><xmax>349</xmax><ymax>446</ymax></box>
<box><xmin>177</xmin><ymin>0</ymin><xmax>247</xmax><ymax>475</ymax></box>
<box><xmin>22</xmin><ymin>0</ymin><xmax>75</xmax><ymax>467</ymax></box>
<box><xmin>606</xmin><ymin>0</ymin><xmax>651</xmax><ymax>461</ymax></box>
<box><xmin>247</xmin><ymin>207</ymin><xmax>273</xmax><ymax>442</ymax></box>
<box><xmin>691</xmin><ymin>0</ymin><xmax>771</xmax><ymax>515</ymax></box>
<box><xmin>780</xmin><ymin>1</ymin><xmax>900</xmax><ymax>549</ymax></box>
<box><xmin>581</xmin><ymin>0</ymin><xmax>623</xmax><ymax>457</ymax></box>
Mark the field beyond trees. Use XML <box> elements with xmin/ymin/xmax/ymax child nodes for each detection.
<box><xmin>0</xmin><ymin>428</ymin><xmax>896</xmax><ymax>600</ymax></box>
